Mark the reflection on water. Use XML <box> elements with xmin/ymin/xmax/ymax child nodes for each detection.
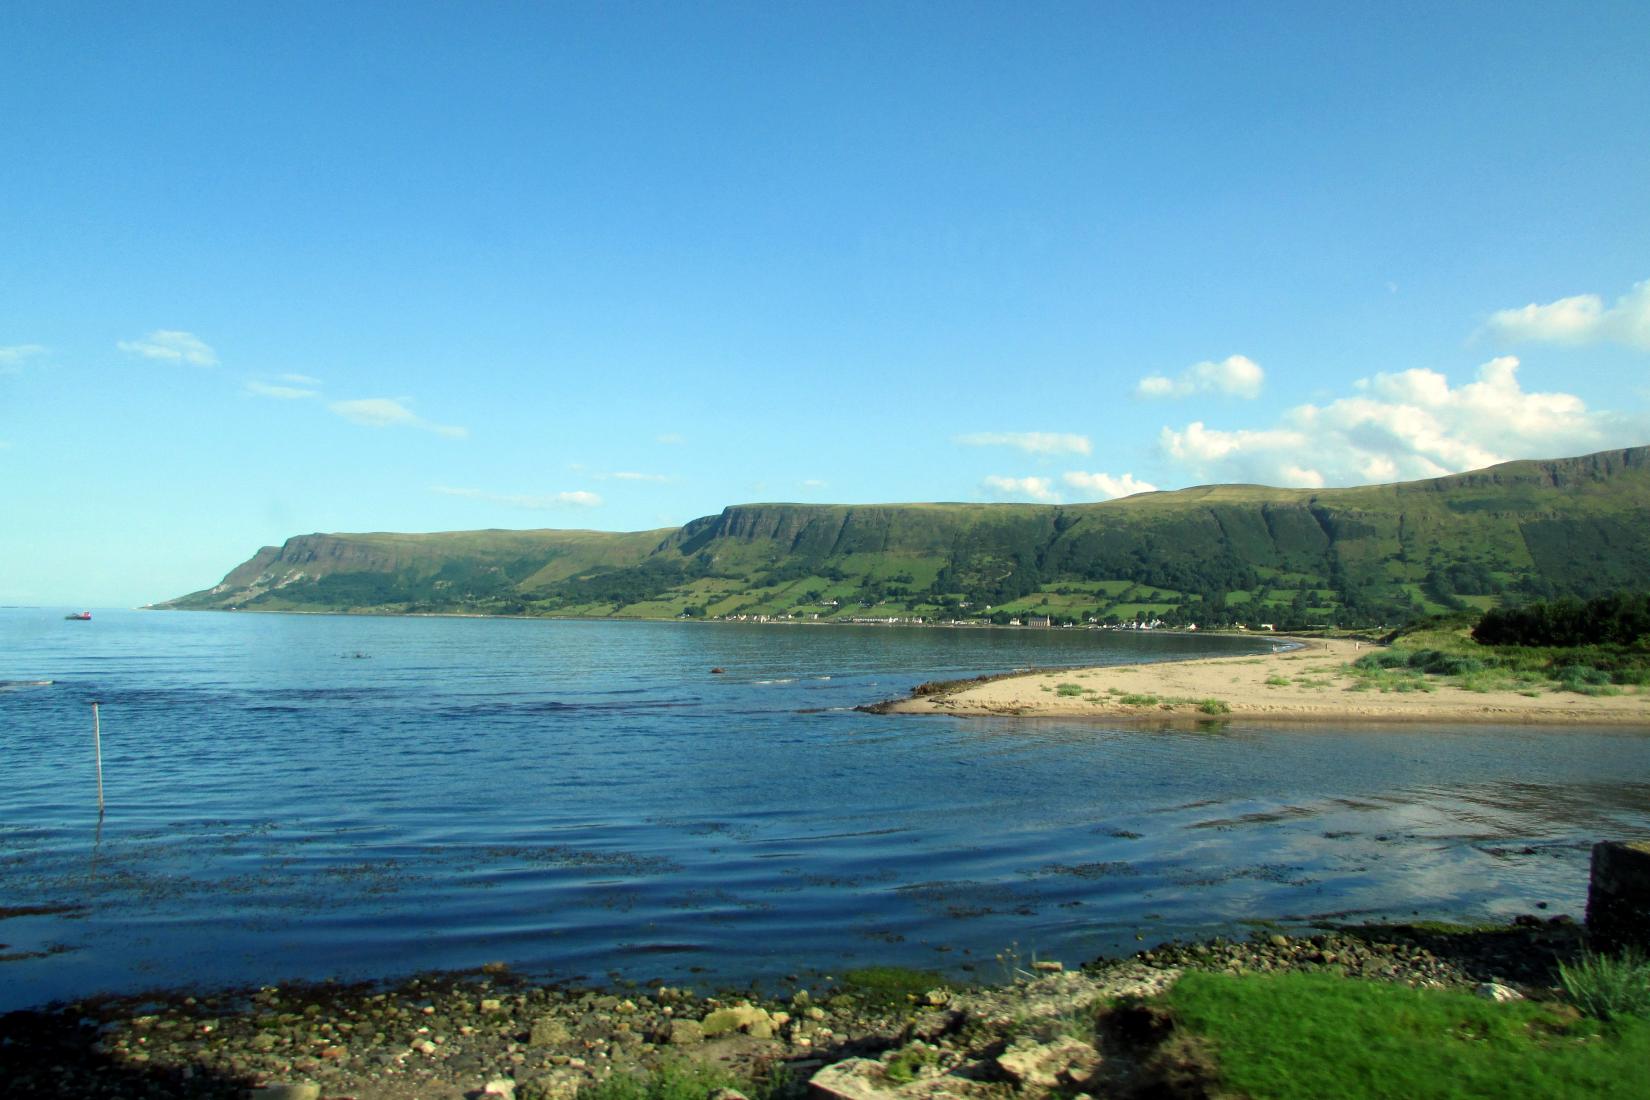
<box><xmin>2</xmin><ymin>608</ymin><xmax>1648</xmax><ymax>1010</ymax></box>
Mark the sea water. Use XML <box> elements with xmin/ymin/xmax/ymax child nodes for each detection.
<box><xmin>2</xmin><ymin>608</ymin><xmax>1648</xmax><ymax>1010</ymax></box>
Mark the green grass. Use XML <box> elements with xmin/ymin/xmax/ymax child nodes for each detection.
<box><xmin>1055</xmin><ymin>682</ymin><xmax>1086</xmax><ymax>697</ymax></box>
<box><xmin>882</xmin><ymin>1044</ymin><xmax>943</xmax><ymax>1084</ymax></box>
<box><xmin>1168</xmin><ymin>970</ymin><xmax>1650</xmax><ymax>1100</ymax></box>
<box><xmin>1560</xmin><ymin>950</ymin><xmax>1650</xmax><ymax>1022</ymax></box>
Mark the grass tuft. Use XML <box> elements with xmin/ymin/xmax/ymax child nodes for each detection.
<box><xmin>1559</xmin><ymin>949</ymin><xmax>1650</xmax><ymax>1022</ymax></box>
<box><xmin>580</xmin><ymin>1060</ymin><xmax>746</xmax><ymax>1100</ymax></box>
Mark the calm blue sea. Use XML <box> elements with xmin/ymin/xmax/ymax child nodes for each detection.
<box><xmin>3</xmin><ymin>608</ymin><xmax>1649</xmax><ymax>1011</ymax></box>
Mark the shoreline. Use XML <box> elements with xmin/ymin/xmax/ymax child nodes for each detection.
<box><xmin>0</xmin><ymin>916</ymin><xmax>1586</xmax><ymax>1100</ymax></box>
<box><xmin>869</xmin><ymin>637</ymin><xmax>1650</xmax><ymax>726</ymax></box>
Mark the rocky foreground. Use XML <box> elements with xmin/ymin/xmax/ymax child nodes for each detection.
<box><xmin>0</xmin><ymin>917</ymin><xmax>1584</xmax><ymax>1100</ymax></box>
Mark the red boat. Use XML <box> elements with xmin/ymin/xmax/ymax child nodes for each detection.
<box><xmin>65</xmin><ymin>611</ymin><xmax>91</xmax><ymax>621</ymax></box>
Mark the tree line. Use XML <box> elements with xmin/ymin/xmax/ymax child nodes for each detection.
<box><xmin>1473</xmin><ymin>591</ymin><xmax>1650</xmax><ymax>647</ymax></box>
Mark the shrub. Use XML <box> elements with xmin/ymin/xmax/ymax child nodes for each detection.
<box><xmin>1197</xmin><ymin>699</ymin><xmax>1231</xmax><ymax>715</ymax></box>
<box><xmin>580</xmin><ymin>1060</ymin><xmax>745</xmax><ymax>1100</ymax></box>
<box><xmin>1560</xmin><ymin>950</ymin><xmax>1650</xmax><ymax>1022</ymax></box>
<box><xmin>1056</xmin><ymin>682</ymin><xmax>1085</xmax><ymax>697</ymax></box>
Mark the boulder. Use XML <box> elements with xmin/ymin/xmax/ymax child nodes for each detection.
<box><xmin>663</xmin><ymin>1018</ymin><xmax>704</xmax><ymax>1045</ymax></box>
<box><xmin>517</xmin><ymin>1070</ymin><xmax>584</xmax><ymax>1100</ymax></box>
<box><xmin>810</xmin><ymin>1058</ymin><xmax>997</xmax><ymax>1100</ymax></box>
<box><xmin>996</xmin><ymin>1036</ymin><xmax>1102</xmax><ymax>1092</ymax></box>
<box><xmin>700</xmin><ymin>1005</ymin><xmax>774</xmax><ymax>1039</ymax></box>
<box><xmin>529</xmin><ymin>1016</ymin><xmax>572</xmax><ymax>1046</ymax></box>
<box><xmin>1474</xmin><ymin>983</ymin><xmax>1524</xmax><ymax>1003</ymax></box>
<box><xmin>1587</xmin><ymin>839</ymin><xmax>1650</xmax><ymax>952</ymax></box>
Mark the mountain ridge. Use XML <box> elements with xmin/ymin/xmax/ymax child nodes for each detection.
<box><xmin>162</xmin><ymin>445</ymin><xmax>1650</xmax><ymax>628</ymax></box>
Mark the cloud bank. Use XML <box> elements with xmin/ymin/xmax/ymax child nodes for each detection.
<box><xmin>1484</xmin><ymin>278</ymin><xmax>1650</xmax><ymax>350</ymax></box>
<box><xmin>1157</xmin><ymin>356</ymin><xmax>1642</xmax><ymax>488</ymax></box>
<box><xmin>1062</xmin><ymin>471</ymin><xmax>1158</xmax><ymax>499</ymax></box>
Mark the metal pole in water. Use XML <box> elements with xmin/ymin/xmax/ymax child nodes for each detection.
<box><xmin>93</xmin><ymin>701</ymin><xmax>105</xmax><ymax>815</ymax></box>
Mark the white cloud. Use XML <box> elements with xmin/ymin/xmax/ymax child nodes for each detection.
<box><xmin>982</xmin><ymin>474</ymin><xmax>1060</xmax><ymax>502</ymax></box>
<box><xmin>246</xmin><ymin>379</ymin><xmax>318</xmax><ymax>400</ymax></box>
<box><xmin>597</xmin><ymin>471</ymin><xmax>671</xmax><ymax>482</ymax></box>
<box><xmin>1483</xmin><ymin>279</ymin><xmax>1650</xmax><ymax>349</ymax></box>
<box><xmin>0</xmin><ymin>344</ymin><xmax>47</xmax><ymax>373</ymax></box>
<box><xmin>656</xmin><ymin>432</ymin><xmax>687</xmax><ymax>445</ymax></box>
<box><xmin>1136</xmin><ymin>354</ymin><xmax>1265</xmax><ymax>399</ymax></box>
<box><xmin>329</xmin><ymin>397</ymin><xmax>467</xmax><ymax>439</ymax></box>
<box><xmin>432</xmin><ymin>486</ymin><xmax>602</xmax><ymax>509</ymax></box>
<box><xmin>1156</xmin><ymin>356</ymin><xmax>1643</xmax><ymax>488</ymax></box>
<box><xmin>802</xmin><ymin>478</ymin><xmax>827</xmax><ymax>489</ymax></box>
<box><xmin>1061</xmin><ymin>471</ymin><xmax>1159</xmax><ymax>499</ymax></box>
<box><xmin>954</xmin><ymin>431</ymin><xmax>1092</xmax><ymax>456</ymax></box>
<box><xmin>280</xmin><ymin>373</ymin><xmax>322</xmax><ymax>385</ymax></box>
<box><xmin>117</xmin><ymin>329</ymin><xmax>218</xmax><ymax>366</ymax></box>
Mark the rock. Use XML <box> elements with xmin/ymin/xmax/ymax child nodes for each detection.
<box><xmin>1474</xmin><ymin>982</ymin><xmax>1524</xmax><ymax>1003</ymax></box>
<box><xmin>1030</xmin><ymin>960</ymin><xmax>1064</xmax><ymax>973</ymax></box>
<box><xmin>1587</xmin><ymin>839</ymin><xmax>1650</xmax><ymax>953</ymax></box>
<box><xmin>1269</xmin><ymin>934</ymin><xmax>1290</xmax><ymax>948</ymax></box>
<box><xmin>810</xmin><ymin>1057</ymin><xmax>898</xmax><ymax>1100</ymax></box>
<box><xmin>248</xmin><ymin>1085</ymin><xmax>321</xmax><ymax>1100</ymax></box>
<box><xmin>482</xmin><ymin>1076</ymin><xmax>517</xmax><ymax>1099</ymax></box>
<box><xmin>708</xmin><ymin>1091</ymin><xmax>748</xmax><ymax>1100</ymax></box>
<box><xmin>663</xmin><ymin>1018</ymin><xmax>704</xmax><ymax>1045</ymax></box>
<box><xmin>810</xmin><ymin>1058</ymin><xmax>996</xmax><ymax>1100</ymax></box>
<box><xmin>996</xmin><ymin>1036</ymin><xmax>1102</xmax><ymax>1092</ymax></box>
<box><xmin>480</xmin><ymin>998</ymin><xmax>504</xmax><ymax>1013</ymax></box>
<box><xmin>518</xmin><ymin>1070</ymin><xmax>584</xmax><ymax>1100</ymax></box>
<box><xmin>700</xmin><ymin>1005</ymin><xmax>774</xmax><ymax>1039</ymax></box>
<box><xmin>529</xmin><ymin>1016</ymin><xmax>572</xmax><ymax>1046</ymax></box>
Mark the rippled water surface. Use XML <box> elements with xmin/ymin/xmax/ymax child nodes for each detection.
<box><xmin>3</xmin><ymin>608</ymin><xmax>1649</xmax><ymax>1010</ymax></box>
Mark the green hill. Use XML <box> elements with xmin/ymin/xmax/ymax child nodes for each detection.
<box><xmin>160</xmin><ymin>445</ymin><xmax>1650</xmax><ymax>629</ymax></box>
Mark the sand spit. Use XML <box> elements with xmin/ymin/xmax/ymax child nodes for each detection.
<box><xmin>873</xmin><ymin>638</ymin><xmax>1650</xmax><ymax>725</ymax></box>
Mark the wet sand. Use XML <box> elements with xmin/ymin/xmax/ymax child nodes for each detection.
<box><xmin>877</xmin><ymin>638</ymin><xmax>1650</xmax><ymax>724</ymax></box>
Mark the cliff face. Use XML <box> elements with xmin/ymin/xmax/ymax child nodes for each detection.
<box><xmin>163</xmin><ymin>445</ymin><xmax>1650</xmax><ymax>625</ymax></box>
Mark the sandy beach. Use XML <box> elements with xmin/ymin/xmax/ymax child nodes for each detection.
<box><xmin>876</xmin><ymin>638</ymin><xmax>1650</xmax><ymax>725</ymax></box>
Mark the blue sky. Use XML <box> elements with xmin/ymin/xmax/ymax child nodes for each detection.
<box><xmin>4</xmin><ymin>2</ymin><xmax>1649</xmax><ymax>606</ymax></box>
